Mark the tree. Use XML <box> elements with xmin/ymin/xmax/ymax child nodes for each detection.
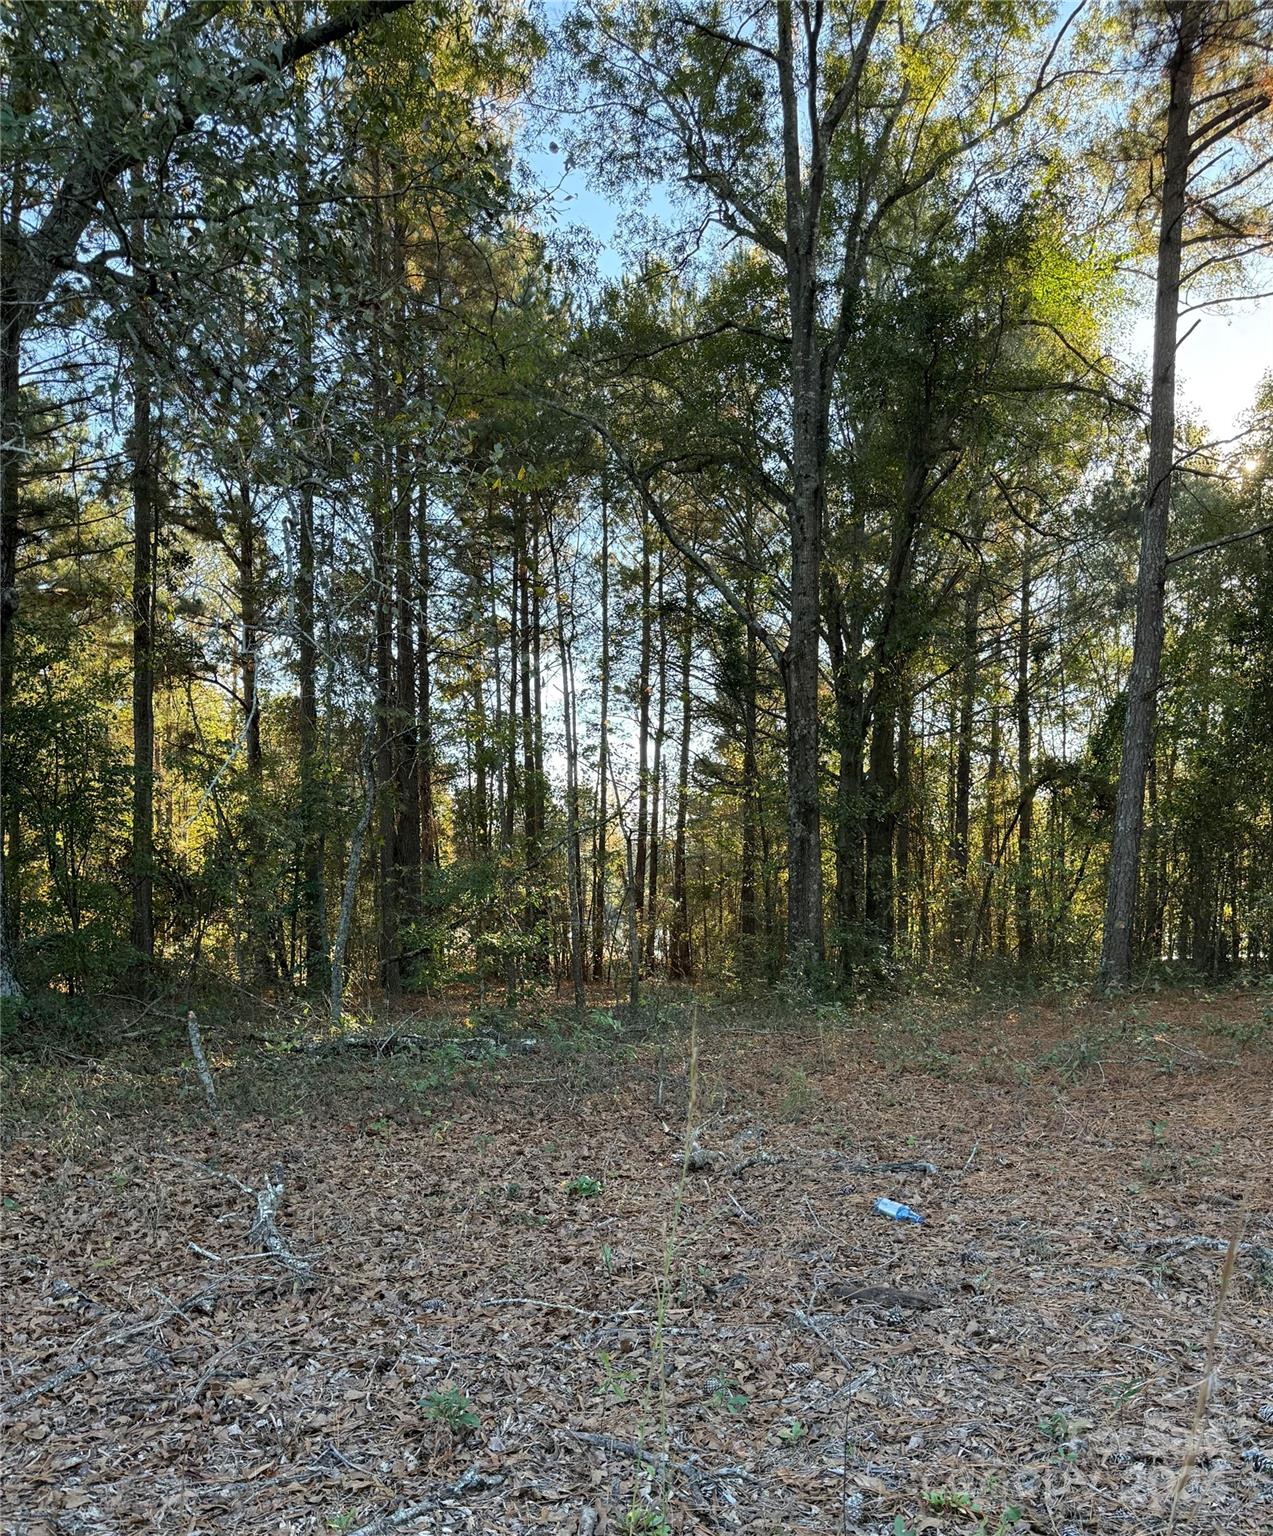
<box><xmin>1100</xmin><ymin>0</ymin><xmax>1272</xmax><ymax>988</ymax></box>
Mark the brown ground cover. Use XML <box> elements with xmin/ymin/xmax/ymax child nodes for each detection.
<box><xmin>2</xmin><ymin>985</ymin><xmax>1271</xmax><ymax>1535</ymax></box>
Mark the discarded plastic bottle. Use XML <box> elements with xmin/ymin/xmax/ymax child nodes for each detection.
<box><xmin>873</xmin><ymin>1196</ymin><xmax>923</xmax><ymax>1224</ymax></box>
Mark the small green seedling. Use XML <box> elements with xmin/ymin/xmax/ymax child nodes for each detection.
<box><xmin>420</xmin><ymin>1386</ymin><xmax>479</xmax><ymax>1433</ymax></box>
<box><xmin>621</xmin><ymin>1506</ymin><xmax>670</xmax><ymax>1534</ymax></box>
<box><xmin>565</xmin><ymin>1173</ymin><xmax>603</xmax><ymax>1199</ymax></box>
<box><xmin>777</xmin><ymin>1418</ymin><xmax>807</xmax><ymax>1444</ymax></box>
<box><xmin>708</xmin><ymin>1377</ymin><xmax>749</xmax><ymax>1415</ymax></box>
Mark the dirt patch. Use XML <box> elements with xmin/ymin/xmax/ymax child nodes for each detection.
<box><xmin>2</xmin><ymin>988</ymin><xmax>1271</xmax><ymax>1534</ymax></box>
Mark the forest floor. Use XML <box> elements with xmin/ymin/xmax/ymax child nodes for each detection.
<box><xmin>2</xmin><ymin>983</ymin><xmax>1272</xmax><ymax>1536</ymax></box>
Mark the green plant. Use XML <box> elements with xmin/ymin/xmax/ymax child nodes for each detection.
<box><xmin>325</xmin><ymin>1511</ymin><xmax>358</xmax><ymax>1533</ymax></box>
<box><xmin>419</xmin><ymin>1386</ymin><xmax>479</xmax><ymax>1434</ymax></box>
<box><xmin>707</xmin><ymin>1377</ymin><xmax>749</xmax><ymax>1415</ymax></box>
<box><xmin>597</xmin><ymin>1349</ymin><xmax>637</xmax><ymax>1402</ymax></box>
<box><xmin>778</xmin><ymin>1066</ymin><xmax>814</xmax><ymax>1121</ymax></box>
<box><xmin>620</xmin><ymin>1507</ymin><xmax>670</xmax><ymax>1535</ymax></box>
<box><xmin>565</xmin><ymin>1173</ymin><xmax>603</xmax><ymax>1199</ymax></box>
<box><xmin>776</xmin><ymin>1418</ymin><xmax>807</xmax><ymax>1444</ymax></box>
<box><xmin>1038</xmin><ymin>1409</ymin><xmax>1070</xmax><ymax>1443</ymax></box>
<box><xmin>921</xmin><ymin>1489</ymin><xmax>1023</xmax><ymax>1536</ymax></box>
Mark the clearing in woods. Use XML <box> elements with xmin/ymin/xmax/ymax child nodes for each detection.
<box><xmin>2</xmin><ymin>987</ymin><xmax>1271</xmax><ymax>1535</ymax></box>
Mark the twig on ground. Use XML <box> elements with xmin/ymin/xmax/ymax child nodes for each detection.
<box><xmin>726</xmin><ymin>1190</ymin><xmax>757</xmax><ymax>1225</ymax></box>
<box><xmin>345</xmin><ymin>1465</ymin><xmax>500</xmax><ymax>1534</ymax></box>
<box><xmin>793</xmin><ymin>1307</ymin><xmax>863</xmax><ymax>1377</ymax></box>
<box><xmin>823</xmin><ymin>1282</ymin><xmax>942</xmax><ymax>1310</ymax></box>
<box><xmin>1145</xmin><ymin>1234</ymin><xmax>1273</xmax><ymax>1270</ymax></box>
<box><xmin>3</xmin><ymin>1360</ymin><xmax>90</xmax><ymax>1411</ymax></box>
<box><xmin>560</xmin><ymin>1428</ymin><xmax>757</xmax><ymax>1501</ymax></box>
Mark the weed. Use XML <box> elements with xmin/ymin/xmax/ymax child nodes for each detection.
<box><xmin>1202</xmin><ymin>1009</ymin><xmax>1270</xmax><ymax>1048</ymax></box>
<box><xmin>600</xmin><ymin>1242</ymin><xmax>616</xmax><ymax>1275</ymax></box>
<box><xmin>620</xmin><ymin>1507</ymin><xmax>670</xmax><ymax>1535</ymax></box>
<box><xmin>778</xmin><ymin>1066</ymin><xmax>814</xmax><ymax>1121</ymax></box>
<box><xmin>707</xmin><ymin>1377</ymin><xmax>749</xmax><ymax>1415</ymax></box>
<box><xmin>564</xmin><ymin>1173</ymin><xmax>603</xmax><ymax>1199</ymax></box>
<box><xmin>324</xmin><ymin>1512</ymin><xmax>358</xmax><ymax>1533</ymax></box>
<box><xmin>1038</xmin><ymin>1409</ymin><xmax>1070</xmax><ymax>1443</ymax></box>
<box><xmin>596</xmin><ymin>1349</ymin><xmax>637</xmax><ymax>1402</ymax></box>
<box><xmin>419</xmin><ymin>1386</ymin><xmax>479</xmax><ymax>1434</ymax></box>
<box><xmin>921</xmin><ymin>1488</ymin><xmax>1023</xmax><ymax>1536</ymax></box>
<box><xmin>776</xmin><ymin>1418</ymin><xmax>807</xmax><ymax>1445</ymax></box>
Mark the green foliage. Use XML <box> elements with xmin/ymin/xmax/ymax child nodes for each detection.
<box><xmin>707</xmin><ymin>1377</ymin><xmax>749</xmax><ymax>1415</ymax></box>
<box><xmin>564</xmin><ymin>1174</ymin><xmax>603</xmax><ymax>1200</ymax></box>
<box><xmin>419</xmin><ymin>1386</ymin><xmax>479</xmax><ymax>1434</ymax></box>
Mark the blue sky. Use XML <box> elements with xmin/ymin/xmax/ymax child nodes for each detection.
<box><xmin>524</xmin><ymin>149</ymin><xmax>1270</xmax><ymax>446</ymax></box>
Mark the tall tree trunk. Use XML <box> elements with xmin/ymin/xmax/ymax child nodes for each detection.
<box><xmin>1016</xmin><ymin>536</ymin><xmax>1034</xmax><ymax>967</ymax></box>
<box><xmin>776</xmin><ymin>0</ymin><xmax>827</xmax><ymax>976</ymax></box>
<box><xmin>591</xmin><ymin>463</ymin><xmax>611</xmax><ymax>980</ymax></box>
<box><xmin>1</xmin><ymin>126</ymin><xmax>25</xmax><ymax>998</ymax></box>
<box><xmin>129</xmin><ymin>200</ymin><xmax>156</xmax><ymax>970</ymax></box>
<box><xmin>369</xmin><ymin>149</ymin><xmax>399</xmax><ymax>995</ymax></box>
<box><xmin>738</xmin><ymin>588</ymin><xmax>760</xmax><ymax>973</ymax></box>
<box><xmin>981</xmin><ymin>646</ymin><xmax>1002</xmax><ymax>957</ymax></box>
<box><xmin>1100</xmin><ymin>7</ymin><xmax>1198</xmax><ymax>988</ymax></box>
<box><xmin>634</xmin><ymin>519</ymin><xmax>653</xmax><ymax>947</ymax></box>
<box><xmin>669</xmin><ymin>571</ymin><xmax>694</xmax><ymax>980</ymax></box>
<box><xmin>416</xmin><ymin>479</ymin><xmax>437</xmax><ymax>870</ymax></box>
<box><xmin>826</xmin><ymin>573</ymin><xmax>865</xmax><ymax>975</ymax></box>
<box><xmin>394</xmin><ymin>448</ymin><xmax>421</xmax><ymax>920</ymax></box>
<box><xmin>864</xmin><ymin>695</ymin><xmax>895</xmax><ymax>945</ymax></box>
<box><xmin>548</xmin><ymin>516</ymin><xmax>586</xmax><ymax>1011</ymax></box>
<box><xmin>294</xmin><ymin>84</ymin><xmax>328</xmax><ymax>991</ymax></box>
<box><xmin>952</xmin><ymin>571</ymin><xmax>981</xmax><ymax>953</ymax></box>
<box><xmin>645</xmin><ymin>547</ymin><xmax>667</xmax><ymax>966</ymax></box>
<box><xmin>238</xmin><ymin>484</ymin><xmax>261</xmax><ymax>775</ymax></box>
<box><xmin>896</xmin><ymin>688</ymin><xmax>912</xmax><ymax>956</ymax></box>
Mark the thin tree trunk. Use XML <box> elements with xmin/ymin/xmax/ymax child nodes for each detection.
<box><xmin>864</xmin><ymin>696</ymin><xmax>895</xmax><ymax>945</ymax></box>
<box><xmin>669</xmin><ymin>571</ymin><xmax>694</xmax><ymax>980</ymax></box>
<box><xmin>330</xmin><ymin>728</ymin><xmax>375</xmax><ymax>1027</ymax></box>
<box><xmin>130</xmin><ymin>198</ymin><xmax>156</xmax><ymax>969</ymax></box>
<box><xmin>634</xmin><ymin>519</ymin><xmax>653</xmax><ymax>947</ymax></box>
<box><xmin>645</xmin><ymin>546</ymin><xmax>667</xmax><ymax>967</ymax></box>
<box><xmin>1016</xmin><ymin>536</ymin><xmax>1034</xmax><ymax>967</ymax></box>
<box><xmin>1100</xmin><ymin>7</ymin><xmax>1198</xmax><ymax>988</ymax></box>
<box><xmin>591</xmin><ymin>463</ymin><xmax>611</xmax><ymax>980</ymax></box>
<box><xmin>394</xmin><ymin>450</ymin><xmax>421</xmax><ymax>920</ymax></box>
<box><xmin>952</xmin><ymin>571</ymin><xmax>981</xmax><ymax>952</ymax></box>
<box><xmin>548</xmin><ymin>516</ymin><xmax>585</xmax><ymax>1011</ymax></box>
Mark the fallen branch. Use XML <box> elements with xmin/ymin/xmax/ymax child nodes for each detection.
<box><xmin>186</xmin><ymin>1009</ymin><xmax>219</xmax><ymax>1115</ymax></box>
<box><xmin>560</xmin><ymin>1428</ymin><xmax>757</xmax><ymax>1500</ymax></box>
<box><xmin>4</xmin><ymin>1360</ymin><xmax>90</xmax><ymax>1411</ymax></box>
<box><xmin>2</xmin><ymin>1285</ymin><xmax>223</xmax><ymax>1414</ymax></box>
<box><xmin>831</xmin><ymin>1155</ymin><xmax>939</xmax><ymax>1176</ymax></box>
<box><xmin>345</xmin><ymin>1465</ymin><xmax>500</xmax><ymax>1535</ymax></box>
<box><xmin>249</xmin><ymin>1165</ymin><xmax>313</xmax><ymax>1282</ymax></box>
<box><xmin>791</xmin><ymin>1310</ymin><xmax>881</xmax><ymax>1398</ymax></box>
<box><xmin>823</xmin><ymin>1282</ymin><xmax>942</xmax><ymax>1310</ymax></box>
<box><xmin>1144</xmin><ymin>1235</ymin><xmax>1273</xmax><ymax>1270</ymax></box>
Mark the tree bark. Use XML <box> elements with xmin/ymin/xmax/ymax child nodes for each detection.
<box><xmin>1099</xmin><ymin>6</ymin><xmax>1198</xmax><ymax>988</ymax></box>
<box><xmin>645</xmin><ymin>546</ymin><xmax>667</xmax><ymax>966</ymax></box>
<box><xmin>1016</xmin><ymin>535</ymin><xmax>1034</xmax><ymax>967</ymax></box>
<box><xmin>294</xmin><ymin>80</ymin><xmax>328</xmax><ymax>991</ymax></box>
<box><xmin>669</xmin><ymin>571</ymin><xmax>694</xmax><ymax>980</ymax></box>
<box><xmin>129</xmin><ymin>201</ymin><xmax>156</xmax><ymax>970</ymax></box>
<box><xmin>591</xmin><ymin>461</ymin><xmax>611</xmax><ymax>981</ymax></box>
